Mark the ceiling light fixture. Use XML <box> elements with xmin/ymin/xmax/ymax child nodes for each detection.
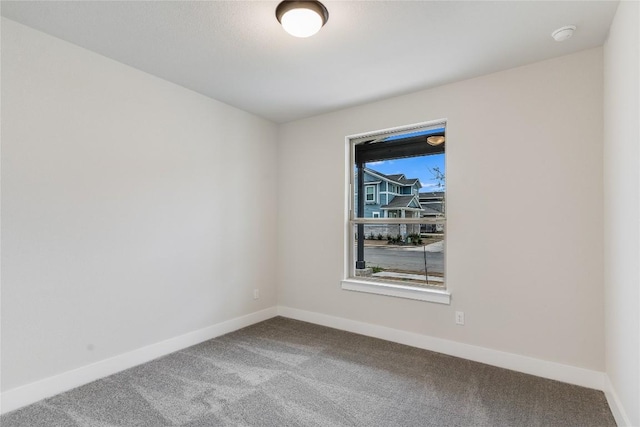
<box><xmin>276</xmin><ymin>1</ymin><xmax>329</xmax><ymax>38</ymax></box>
<box><xmin>426</xmin><ymin>135</ymin><xmax>445</xmax><ymax>146</ymax></box>
<box><xmin>551</xmin><ymin>25</ymin><xmax>576</xmax><ymax>42</ymax></box>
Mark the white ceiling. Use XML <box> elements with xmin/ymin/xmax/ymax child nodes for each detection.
<box><xmin>1</xmin><ymin>1</ymin><xmax>618</xmax><ymax>123</ymax></box>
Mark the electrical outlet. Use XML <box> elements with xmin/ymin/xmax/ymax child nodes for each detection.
<box><xmin>253</xmin><ymin>289</ymin><xmax>260</xmax><ymax>300</ymax></box>
<box><xmin>455</xmin><ymin>311</ymin><xmax>465</xmax><ymax>325</ymax></box>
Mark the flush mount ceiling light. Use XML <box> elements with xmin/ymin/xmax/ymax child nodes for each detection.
<box><xmin>276</xmin><ymin>0</ymin><xmax>329</xmax><ymax>38</ymax></box>
<box><xmin>426</xmin><ymin>135</ymin><xmax>445</xmax><ymax>146</ymax></box>
<box><xmin>551</xmin><ymin>25</ymin><xmax>576</xmax><ymax>42</ymax></box>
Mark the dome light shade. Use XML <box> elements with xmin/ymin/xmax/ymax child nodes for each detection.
<box><xmin>426</xmin><ymin>135</ymin><xmax>445</xmax><ymax>146</ymax></box>
<box><xmin>276</xmin><ymin>1</ymin><xmax>329</xmax><ymax>38</ymax></box>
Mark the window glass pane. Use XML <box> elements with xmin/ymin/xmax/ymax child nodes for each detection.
<box><xmin>354</xmin><ymin>153</ymin><xmax>445</xmax><ymax>219</ymax></box>
<box><xmin>351</xmin><ymin>123</ymin><xmax>446</xmax><ymax>289</ymax></box>
<box><xmin>365</xmin><ymin>185</ymin><xmax>375</xmax><ymax>202</ymax></box>
<box><xmin>352</xmin><ymin>223</ymin><xmax>444</xmax><ymax>289</ymax></box>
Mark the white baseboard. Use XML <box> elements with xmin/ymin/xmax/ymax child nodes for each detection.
<box><xmin>2</xmin><ymin>306</ymin><xmax>615</xmax><ymax>419</ymax></box>
<box><xmin>277</xmin><ymin>306</ymin><xmax>606</xmax><ymax>391</ymax></box>
<box><xmin>604</xmin><ymin>375</ymin><xmax>633</xmax><ymax>426</ymax></box>
<box><xmin>0</xmin><ymin>306</ymin><xmax>278</xmax><ymax>415</ymax></box>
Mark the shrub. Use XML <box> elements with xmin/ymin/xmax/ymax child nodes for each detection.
<box><xmin>377</xmin><ymin>234</ymin><xmax>383</xmax><ymax>240</ymax></box>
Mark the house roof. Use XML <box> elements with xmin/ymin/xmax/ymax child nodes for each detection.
<box><xmin>399</xmin><ymin>177</ymin><xmax>420</xmax><ymax>185</ymax></box>
<box><xmin>364</xmin><ymin>168</ymin><xmax>421</xmax><ymax>189</ymax></box>
<box><xmin>382</xmin><ymin>195</ymin><xmax>421</xmax><ymax>209</ymax></box>
<box><xmin>420</xmin><ymin>191</ymin><xmax>444</xmax><ymax>197</ymax></box>
<box><xmin>419</xmin><ymin>191</ymin><xmax>445</xmax><ymax>199</ymax></box>
<box><xmin>385</xmin><ymin>174</ymin><xmax>405</xmax><ymax>182</ymax></box>
<box><xmin>421</xmin><ymin>204</ymin><xmax>444</xmax><ymax>215</ymax></box>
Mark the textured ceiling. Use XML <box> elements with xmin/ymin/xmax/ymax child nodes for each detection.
<box><xmin>1</xmin><ymin>1</ymin><xmax>618</xmax><ymax>123</ymax></box>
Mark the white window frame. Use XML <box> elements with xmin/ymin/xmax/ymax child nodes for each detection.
<box><xmin>372</xmin><ymin>212</ymin><xmax>380</xmax><ymax>218</ymax></box>
<box><xmin>342</xmin><ymin>119</ymin><xmax>450</xmax><ymax>304</ymax></box>
<box><xmin>365</xmin><ymin>184</ymin><xmax>376</xmax><ymax>203</ymax></box>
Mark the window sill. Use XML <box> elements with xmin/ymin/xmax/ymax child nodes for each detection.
<box><xmin>341</xmin><ymin>279</ymin><xmax>451</xmax><ymax>304</ymax></box>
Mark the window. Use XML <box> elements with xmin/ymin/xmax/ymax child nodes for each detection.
<box><xmin>343</xmin><ymin>120</ymin><xmax>449</xmax><ymax>304</ymax></box>
<box><xmin>365</xmin><ymin>185</ymin><xmax>376</xmax><ymax>203</ymax></box>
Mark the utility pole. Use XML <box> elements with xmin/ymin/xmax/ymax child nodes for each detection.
<box><xmin>356</xmin><ymin>161</ymin><xmax>366</xmax><ymax>270</ymax></box>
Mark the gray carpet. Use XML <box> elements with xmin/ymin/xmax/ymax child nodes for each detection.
<box><xmin>1</xmin><ymin>317</ymin><xmax>616</xmax><ymax>426</ymax></box>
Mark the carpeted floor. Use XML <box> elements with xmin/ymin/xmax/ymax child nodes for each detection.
<box><xmin>1</xmin><ymin>317</ymin><xmax>616</xmax><ymax>426</ymax></box>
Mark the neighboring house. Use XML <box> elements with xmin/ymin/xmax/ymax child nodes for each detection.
<box><xmin>419</xmin><ymin>191</ymin><xmax>445</xmax><ymax>233</ymax></box>
<box><xmin>356</xmin><ymin>168</ymin><xmax>423</xmax><ymax>238</ymax></box>
<box><xmin>357</xmin><ymin>168</ymin><xmax>423</xmax><ymax>218</ymax></box>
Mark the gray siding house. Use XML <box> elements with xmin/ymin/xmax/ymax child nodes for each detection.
<box><xmin>419</xmin><ymin>191</ymin><xmax>445</xmax><ymax>233</ymax></box>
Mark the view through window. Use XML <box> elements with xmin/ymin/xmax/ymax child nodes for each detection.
<box><xmin>350</xmin><ymin>123</ymin><xmax>446</xmax><ymax>289</ymax></box>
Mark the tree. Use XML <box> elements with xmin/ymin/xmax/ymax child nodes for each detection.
<box><xmin>428</xmin><ymin>166</ymin><xmax>445</xmax><ymax>216</ymax></box>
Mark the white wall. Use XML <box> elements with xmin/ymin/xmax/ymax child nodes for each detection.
<box><xmin>1</xmin><ymin>19</ymin><xmax>278</xmax><ymax>392</ymax></box>
<box><xmin>2</xmin><ymin>10</ymin><xmax>625</xmax><ymax>419</ymax></box>
<box><xmin>278</xmin><ymin>48</ymin><xmax>604</xmax><ymax>371</ymax></box>
<box><xmin>603</xmin><ymin>1</ymin><xmax>640</xmax><ymax>425</ymax></box>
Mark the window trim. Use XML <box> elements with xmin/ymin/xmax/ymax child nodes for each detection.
<box><xmin>365</xmin><ymin>184</ymin><xmax>376</xmax><ymax>203</ymax></box>
<box><xmin>341</xmin><ymin>278</ymin><xmax>450</xmax><ymax>304</ymax></box>
<box><xmin>343</xmin><ymin>119</ymin><xmax>449</xmax><ymax>304</ymax></box>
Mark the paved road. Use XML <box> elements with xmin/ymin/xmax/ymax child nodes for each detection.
<box><xmin>363</xmin><ymin>246</ymin><xmax>444</xmax><ymax>274</ymax></box>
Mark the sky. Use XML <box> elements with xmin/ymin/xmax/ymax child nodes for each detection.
<box><xmin>366</xmin><ymin>153</ymin><xmax>445</xmax><ymax>192</ymax></box>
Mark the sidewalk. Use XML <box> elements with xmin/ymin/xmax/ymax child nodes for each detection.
<box><xmin>401</xmin><ymin>240</ymin><xmax>443</xmax><ymax>252</ymax></box>
<box><xmin>364</xmin><ymin>240</ymin><xmax>443</xmax><ymax>253</ymax></box>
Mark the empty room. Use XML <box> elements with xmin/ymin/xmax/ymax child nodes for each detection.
<box><xmin>1</xmin><ymin>1</ymin><xmax>638</xmax><ymax>426</ymax></box>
